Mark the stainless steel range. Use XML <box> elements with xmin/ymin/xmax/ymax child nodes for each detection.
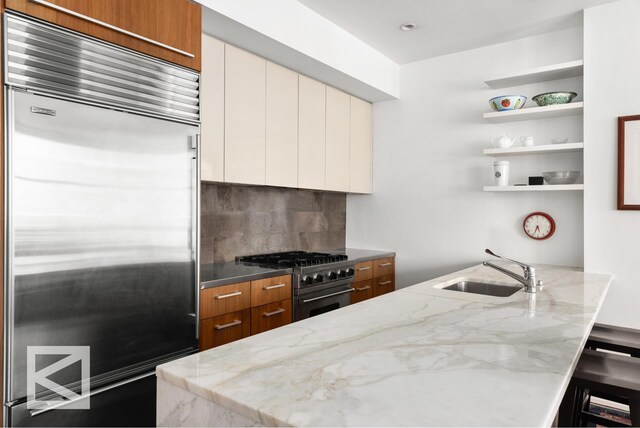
<box><xmin>237</xmin><ymin>251</ymin><xmax>356</xmax><ymax>321</ymax></box>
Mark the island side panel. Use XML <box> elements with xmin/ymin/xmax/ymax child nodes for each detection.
<box><xmin>157</xmin><ymin>378</ymin><xmax>261</xmax><ymax>427</ymax></box>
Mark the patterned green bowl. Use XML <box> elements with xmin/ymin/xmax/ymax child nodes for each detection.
<box><xmin>532</xmin><ymin>91</ymin><xmax>577</xmax><ymax>106</ymax></box>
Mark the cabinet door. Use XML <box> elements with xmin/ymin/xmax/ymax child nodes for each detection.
<box><xmin>374</xmin><ymin>275</ymin><xmax>395</xmax><ymax>297</ymax></box>
<box><xmin>266</xmin><ymin>62</ymin><xmax>298</xmax><ymax>187</ymax></box>
<box><xmin>199</xmin><ymin>309</ymin><xmax>251</xmax><ymax>351</ymax></box>
<box><xmin>298</xmin><ymin>76</ymin><xmax>326</xmax><ymax>190</ymax></box>
<box><xmin>350</xmin><ymin>96</ymin><xmax>373</xmax><ymax>194</ymax></box>
<box><xmin>351</xmin><ymin>280</ymin><xmax>374</xmax><ymax>304</ymax></box>
<box><xmin>199</xmin><ymin>282</ymin><xmax>251</xmax><ymax>320</ymax></box>
<box><xmin>5</xmin><ymin>0</ymin><xmax>201</xmax><ymax>70</ymax></box>
<box><xmin>200</xmin><ymin>35</ymin><xmax>224</xmax><ymax>182</ymax></box>
<box><xmin>224</xmin><ymin>45</ymin><xmax>266</xmax><ymax>185</ymax></box>
<box><xmin>325</xmin><ymin>87</ymin><xmax>350</xmax><ymax>192</ymax></box>
<box><xmin>250</xmin><ymin>299</ymin><xmax>292</xmax><ymax>335</ymax></box>
<box><xmin>373</xmin><ymin>257</ymin><xmax>395</xmax><ymax>278</ymax></box>
<box><xmin>250</xmin><ymin>275</ymin><xmax>292</xmax><ymax>307</ymax></box>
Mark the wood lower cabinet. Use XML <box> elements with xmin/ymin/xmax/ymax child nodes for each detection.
<box><xmin>373</xmin><ymin>257</ymin><xmax>395</xmax><ymax>278</ymax></box>
<box><xmin>5</xmin><ymin>0</ymin><xmax>202</xmax><ymax>70</ymax></box>
<box><xmin>251</xmin><ymin>299</ymin><xmax>292</xmax><ymax>335</ymax></box>
<box><xmin>350</xmin><ymin>257</ymin><xmax>396</xmax><ymax>304</ymax></box>
<box><xmin>351</xmin><ymin>279</ymin><xmax>374</xmax><ymax>304</ymax></box>
<box><xmin>200</xmin><ymin>275</ymin><xmax>292</xmax><ymax>351</ymax></box>
<box><xmin>200</xmin><ymin>281</ymin><xmax>251</xmax><ymax>320</ymax></box>
<box><xmin>374</xmin><ymin>275</ymin><xmax>395</xmax><ymax>297</ymax></box>
<box><xmin>200</xmin><ymin>309</ymin><xmax>251</xmax><ymax>350</ymax></box>
<box><xmin>251</xmin><ymin>275</ymin><xmax>292</xmax><ymax>307</ymax></box>
<box><xmin>354</xmin><ymin>260</ymin><xmax>373</xmax><ymax>282</ymax></box>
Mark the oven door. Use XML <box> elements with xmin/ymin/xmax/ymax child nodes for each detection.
<box><xmin>295</xmin><ymin>280</ymin><xmax>354</xmax><ymax>321</ymax></box>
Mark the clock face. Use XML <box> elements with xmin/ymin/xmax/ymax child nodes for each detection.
<box><xmin>523</xmin><ymin>212</ymin><xmax>555</xmax><ymax>240</ymax></box>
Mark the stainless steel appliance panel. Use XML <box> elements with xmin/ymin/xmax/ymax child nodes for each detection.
<box><xmin>6</xmin><ymin>90</ymin><xmax>198</xmax><ymax>401</ymax></box>
<box><xmin>295</xmin><ymin>281</ymin><xmax>354</xmax><ymax>321</ymax></box>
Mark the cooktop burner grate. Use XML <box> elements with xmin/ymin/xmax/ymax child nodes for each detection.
<box><xmin>238</xmin><ymin>251</ymin><xmax>348</xmax><ymax>268</ymax></box>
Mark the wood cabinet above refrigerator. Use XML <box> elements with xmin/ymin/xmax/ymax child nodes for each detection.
<box><xmin>5</xmin><ymin>0</ymin><xmax>202</xmax><ymax>70</ymax></box>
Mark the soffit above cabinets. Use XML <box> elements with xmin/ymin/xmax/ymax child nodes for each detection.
<box><xmin>299</xmin><ymin>0</ymin><xmax>618</xmax><ymax>64</ymax></box>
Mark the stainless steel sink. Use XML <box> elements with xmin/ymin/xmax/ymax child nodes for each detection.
<box><xmin>442</xmin><ymin>281</ymin><xmax>520</xmax><ymax>297</ymax></box>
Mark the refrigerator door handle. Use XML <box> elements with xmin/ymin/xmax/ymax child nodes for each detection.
<box><xmin>194</xmin><ymin>134</ymin><xmax>201</xmax><ymax>339</ymax></box>
<box><xmin>28</xmin><ymin>371</ymin><xmax>156</xmax><ymax>417</ymax></box>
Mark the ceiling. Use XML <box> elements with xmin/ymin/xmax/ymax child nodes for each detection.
<box><xmin>298</xmin><ymin>0</ymin><xmax>618</xmax><ymax>64</ymax></box>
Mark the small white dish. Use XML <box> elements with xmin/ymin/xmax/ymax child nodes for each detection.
<box><xmin>550</xmin><ymin>137</ymin><xmax>569</xmax><ymax>144</ymax></box>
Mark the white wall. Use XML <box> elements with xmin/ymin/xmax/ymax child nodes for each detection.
<box><xmin>347</xmin><ymin>28</ymin><xmax>585</xmax><ymax>288</ymax></box>
<box><xmin>196</xmin><ymin>0</ymin><xmax>399</xmax><ymax>101</ymax></box>
<box><xmin>584</xmin><ymin>0</ymin><xmax>640</xmax><ymax>329</ymax></box>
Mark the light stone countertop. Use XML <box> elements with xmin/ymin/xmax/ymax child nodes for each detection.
<box><xmin>157</xmin><ymin>262</ymin><xmax>612</xmax><ymax>427</ymax></box>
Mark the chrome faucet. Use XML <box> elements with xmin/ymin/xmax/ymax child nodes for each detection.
<box><xmin>482</xmin><ymin>249</ymin><xmax>543</xmax><ymax>293</ymax></box>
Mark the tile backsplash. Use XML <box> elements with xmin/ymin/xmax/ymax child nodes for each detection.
<box><xmin>201</xmin><ymin>183</ymin><xmax>346</xmax><ymax>264</ymax></box>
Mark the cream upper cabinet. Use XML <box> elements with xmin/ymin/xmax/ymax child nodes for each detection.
<box><xmin>224</xmin><ymin>45</ymin><xmax>266</xmax><ymax>185</ymax></box>
<box><xmin>325</xmin><ymin>87</ymin><xmax>350</xmax><ymax>192</ymax></box>
<box><xmin>200</xmin><ymin>35</ymin><xmax>225</xmax><ymax>183</ymax></box>
<box><xmin>298</xmin><ymin>76</ymin><xmax>326</xmax><ymax>190</ymax></box>
<box><xmin>266</xmin><ymin>62</ymin><xmax>298</xmax><ymax>188</ymax></box>
<box><xmin>349</xmin><ymin>96</ymin><xmax>373</xmax><ymax>194</ymax></box>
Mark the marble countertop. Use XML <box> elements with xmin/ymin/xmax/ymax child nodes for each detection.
<box><xmin>162</xmin><ymin>263</ymin><xmax>611</xmax><ymax>426</ymax></box>
<box><xmin>200</xmin><ymin>248</ymin><xmax>395</xmax><ymax>289</ymax></box>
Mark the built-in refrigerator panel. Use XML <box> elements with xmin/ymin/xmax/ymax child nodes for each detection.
<box><xmin>5</xmin><ymin>89</ymin><xmax>199</xmax><ymax>403</ymax></box>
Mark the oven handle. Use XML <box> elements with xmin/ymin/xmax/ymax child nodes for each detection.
<box><xmin>302</xmin><ymin>288</ymin><xmax>355</xmax><ymax>304</ymax></box>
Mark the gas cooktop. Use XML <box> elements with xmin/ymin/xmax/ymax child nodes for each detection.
<box><xmin>237</xmin><ymin>251</ymin><xmax>348</xmax><ymax>268</ymax></box>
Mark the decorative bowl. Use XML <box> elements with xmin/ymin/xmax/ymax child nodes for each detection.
<box><xmin>532</xmin><ymin>92</ymin><xmax>577</xmax><ymax>106</ymax></box>
<box><xmin>542</xmin><ymin>171</ymin><xmax>581</xmax><ymax>185</ymax></box>
<box><xmin>550</xmin><ymin>137</ymin><xmax>569</xmax><ymax>144</ymax></box>
<box><xmin>489</xmin><ymin>95</ymin><xmax>527</xmax><ymax>111</ymax></box>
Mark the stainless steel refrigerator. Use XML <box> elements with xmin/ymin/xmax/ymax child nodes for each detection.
<box><xmin>3</xmin><ymin>13</ymin><xmax>200</xmax><ymax>426</ymax></box>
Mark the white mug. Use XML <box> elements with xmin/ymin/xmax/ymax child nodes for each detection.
<box><xmin>494</xmin><ymin>161</ymin><xmax>510</xmax><ymax>186</ymax></box>
<box><xmin>520</xmin><ymin>136</ymin><xmax>535</xmax><ymax>147</ymax></box>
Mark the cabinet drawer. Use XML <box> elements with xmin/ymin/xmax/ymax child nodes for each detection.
<box><xmin>250</xmin><ymin>299</ymin><xmax>292</xmax><ymax>335</ymax></box>
<box><xmin>199</xmin><ymin>309</ymin><xmax>250</xmax><ymax>351</ymax></box>
<box><xmin>354</xmin><ymin>261</ymin><xmax>373</xmax><ymax>282</ymax></box>
<box><xmin>373</xmin><ymin>257</ymin><xmax>395</xmax><ymax>278</ymax></box>
<box><xmin>200</xmin><ymin>282</ymin><xmax>251</xmax><ymax>320</ymax></box>
<box><xmin>251</xmin><ymin>275</ymin><xmax>291</xmax><ymax>306</ymax></box>
<box><xmin>350</xmin><ymin>280</ymin><xmax>374</xmax><ymax>304</ymax></box>
<box><xmin>374</xmin><ymin>275</ymin><xmax>395</xmax><ymax>297</ymax></box>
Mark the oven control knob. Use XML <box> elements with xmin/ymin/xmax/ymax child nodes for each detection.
<box><xmin>338</xmin><ymin>270</ymin><xmax>347</xmax><ymax>278</ymax></box>
<box><xmin>314</xmin><ymin>274</ymin><xmax>323</xmax><ymax>283</ymax></box>
<box><xmin>303</xmin><ymin>275</ymin><xmax>313</xmax><ymax>285</ymax></box>
<box><xmin>346</xmin><ymin>268</ymin><xmax>355</xmax><ymax>276</ymax></box>
<box><xmin>328</xmin><ymin>271</ymin><xmax>337</xmax><ymax>280</ymax></box>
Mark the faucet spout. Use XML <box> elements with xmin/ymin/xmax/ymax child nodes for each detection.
<box><xmin>483</xmin><ymin>250</ymin><xmax>543</xmax><ymax>293</ymax></box>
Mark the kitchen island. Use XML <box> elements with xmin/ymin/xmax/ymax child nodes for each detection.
<box><xmin>157</xmin><ymin>263</ymin><xmax>612</xmax><ymax>427</ymax></box>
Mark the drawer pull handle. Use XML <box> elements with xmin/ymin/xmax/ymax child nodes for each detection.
<box><xmin>357</xmin><ymin>266</ymin><xmax>371</xmax><ymax>271</ymax></box>
<box><xmin>263</xmin><ymin>308</ymin><xmax>286</xmax><ymax>317</ymax></box>
<box><xmin>264</xmin><ymin>283</ymin><xmax>286</xmax><ymax>290</ymax></box>
<box><xmin>214</xmin><ymin>320</ymin><xmax>242</xmax><ymax>330</ymax></box>
<box><xmin>355</xmin><ymin>285</ymin><xmax>371</xmax><ymax>291</ymax></box>
<box><xmin>215</xmin><ymin>291</ymin><xmax>242</xmax><ymax>300</ymax></box>
<box><xmin>379</xmin><ymin>262</ymin><xmax>392</xmax><ymax>267</ymax></box>
<box><xmin>379</xmin><ymin>281</ymin><xmax>392</xmax><ymax>285</ymax></box>
<box><xmin>28</xmin><ymin>0</ymin><xmax>196</xmax><ymax>58</ymax></box>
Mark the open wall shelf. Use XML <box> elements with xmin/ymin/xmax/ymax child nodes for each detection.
<box><xmin>483</xmin><ymin>142</ymin><xmax>584</xmax><ymax>156</ymax></box>
<box><xmin>483</xmin><ymin>102</ymin><xmax>583</xmax><ymax>123</ymax></box>
<box><xmin>483</xmin><ymin>184</ymin><xmax>584</xmax><ymax>192</ymax></box>
<box><xmin>484</xmin><ymin>60</ymin><xmax>584</xmax><ymax>88</ymax></box>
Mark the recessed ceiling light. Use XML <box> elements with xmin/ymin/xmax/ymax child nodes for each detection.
<box><xmin>400</xmin><ymin>23</ymin><xmax>417</xmax><ymax>31</ymax></box>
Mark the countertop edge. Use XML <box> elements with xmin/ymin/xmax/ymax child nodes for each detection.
<box><xmin>200</xmin><ymin>268</ymin><xmax>293</xmax><ymax>289</ymax></box>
